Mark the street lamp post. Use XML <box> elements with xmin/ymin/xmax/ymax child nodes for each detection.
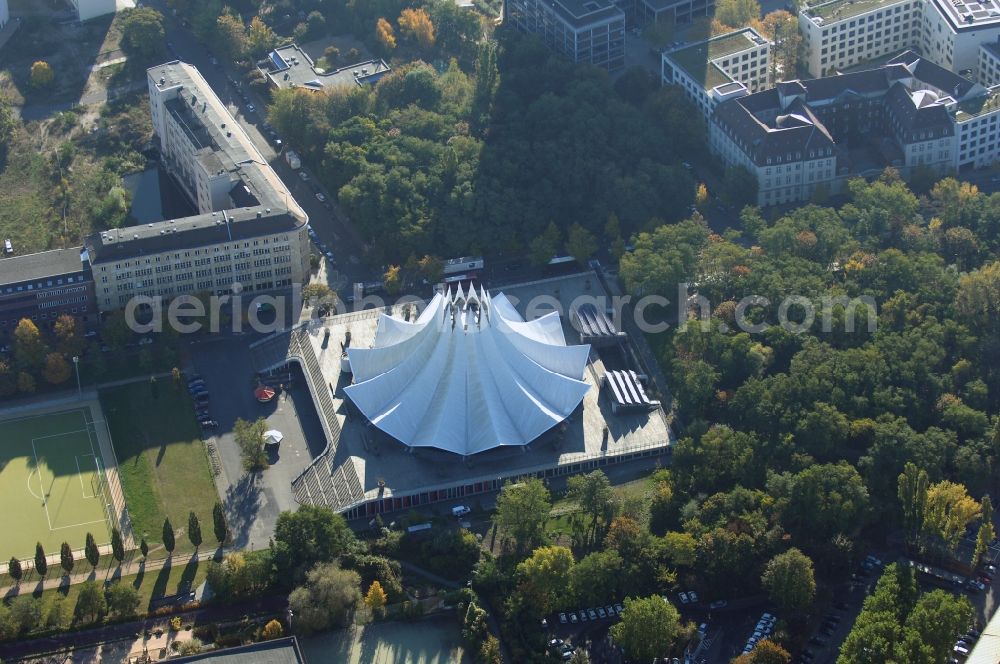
<box><xmin>72</xmin><ymin>356</ymin><xmax>81</xmax><ymax>396</ymax></box>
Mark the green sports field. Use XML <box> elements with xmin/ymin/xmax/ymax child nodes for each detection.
<box><xmin>0</xmin><ymin>407</ymin><xmax>112</xmax><ymax>561</ymax></box>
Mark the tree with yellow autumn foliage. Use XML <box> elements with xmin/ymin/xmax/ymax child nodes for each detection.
<box><xmin>398</xmin><ymin>8</ymin><xmax>435</xmax><ymax>49</ymax></box>
<box><xmin>376</xmin><ymin>17</ymin><xmax>396</xmax><ymax>53</ymax></box>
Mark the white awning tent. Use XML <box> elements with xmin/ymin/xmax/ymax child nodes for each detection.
<box><xmin>344</xmin><ymin>287</ymin><xmax>591</xmax><ymax>456</ymax></box>
<box><xmin>264</xmin><ymin>430</ymin><xmax>283</xmax><ymax>446</ymax></box>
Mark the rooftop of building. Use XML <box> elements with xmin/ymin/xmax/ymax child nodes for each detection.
<box><xmin>665</xmin><ymin>28</ymin><xmax>768</xmax><ymax>89</ymax></box>
<box><xmin>541</xmin><ymin>0</ymin><xmax>625</xmax><ymax>29</ymax></box>
<box><xmin>956</xmin><ymin>85</ymin><xmax>1000</xmax><ymax>119</ymax></box>
<box><xmin>260</xmin><ymin>43</ymin><xmax>391</xmax><ymax>91</ymax></box>
<box><xmin>86</xmin><ymin>61</ymin><xmax>308</xmax><ymax>264</ymax></box>
<box><xmin>250</xmin><ymin>273</ymin><xmax>672</xmax><ymax>509</ymax></box>
<box><xmin>714</xmin><ymin>52</ymin><xmax>972</xmax><ymax>163</ymax></box>
<box><xmin>170</xmin><ymin>637</ymin><xmax>306</xmax><ymax>663</ymax></box>
<box><xmin>802</xmin><ymin>0</ymin><xmax>909</xmax><ymax>23</ymax></box>
<box><xmin>930</xmin><ymin>0</ymin><xmax>1000</xmax><ymax>32</ymax></box>
<box><xmin>0</xmin><ymin>248</ymin><xmax>88</xmax><ymax>287</ymax></box>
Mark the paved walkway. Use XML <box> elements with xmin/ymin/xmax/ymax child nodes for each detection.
<box><xmin>0</xmin><ymin>548</ymin><xmax>223</xmax><ymax>598</ymax></box>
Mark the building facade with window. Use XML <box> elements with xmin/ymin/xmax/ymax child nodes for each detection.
<box><xmin>0</xmin><ymin>248</ymin><xmax>95</xmax><ymax>338</ymax></box>
<box><xmin>661</xmin><ymin>28</ymin><xmax>772</xmax><ymax>123</ymax></box>
<box><xmin>800</xmin><ymin>0</ymin><xmax>1000</xmax><ymax>79</ymax></box>
<box><xmin>82</xmin><ymin>61</ymin><xmax>310</xmax><ymax>313</ymax></box>
<box><xmin>710</xmin><ymin>52</ymin><xmax>999</xmax><ymax>205</ymax></box>
<box><xmin>505</xmin><ymin>0</ymin><xmax>626</xmax><ymax>71</ymax></box>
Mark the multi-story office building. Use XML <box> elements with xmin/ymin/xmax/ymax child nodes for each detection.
<box><xmin>978</xmin><ymin>38</ymin><xmax>1000</xmax><ymax>84</ymax></box>
<box><xmin>0</xmin><ymin>248</ymin><xmax>95</xmax><ymax>338</ymax></box>
<box><xmin>921</xmin><ymin>0</ymin><xmax>1000</xmax><ymax>76</ymax></box>
<box><xmin>83</xmin><ymin>61</ymin><xmax>309</xmax><ymax>312</ymax></box>
<box><xmin>258</xmin><ymin>43</ymin><xmax>391</xmax><ymax>92</ymax></box>
<box><xmin>0</xmin><ymin>0</ymin><xmax>9</xmax><ymax>30</ymax></box>
<box><xmin>799</xmin><ymin>0</ymin><xmax>918</xmax><ymax>77</ymax></box>
<box><xmin>505</xmin><ymin>0</ymin><xmax>626</xmax><ymax>71</ymax></box>
<box><xmin>661</xmin><ymin>28</ymin><xmax>771</xmax><ymax>122</ymax></box>
<box><xmin>800</xmin><ymin>0</ymin><xmax>1000</xmax><ymax>78</ymax></box>
<box><xmin>710</xmin><ymin>52</ymin><xmax>1000</xmax><ymax>205</ymax></box>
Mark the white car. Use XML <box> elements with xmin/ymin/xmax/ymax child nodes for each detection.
<box><xmin>316</xmin><ymin>192</ymin><xmax>326</xmax><ymax>203</ymax></box>
<box><xmin>688</xmin><ymin>591</ymin><xmax>699</xmax><ymax>603</ymax></box>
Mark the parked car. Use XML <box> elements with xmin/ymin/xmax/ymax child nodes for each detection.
<box><xmin>548</xmin><ymin>639</ymin><xmax>564</xmax><ymax>650</ymax></box>
<box><xmin>688</xmin><ymin>591</ymin><xmax>699</xmax><ymax>603</ymax></box>
<box><xmin>316</xmin><ymin>192</ymin><xmax>326</xmax><ymax>203</ymax></box>
<box><xmin>559</xmin><ymin>613</ymin><xmax>567</xmax><ymax>624</ymax></box>
<box><xmin>605</xmin><ymin>605</ymin><xmax>615</xmax><ymax>618</ymax></box>
<box><xmin>614</xmin><ymin>602</ymin><xmax>624</xmax><ymax>615</ymax></box>
<box><xmin>709</xmin><ymin>600</ymin><xmax>728</xmax><ymax>610</ymax></box>
<box><xmin>587</xmin><ymin>609</ymin><xmax>597</xmax><ymax>621</ymax></box>
<box><xmin>246</xmin><ymin>103</ymin><xmax>255</xmax><ymax>113</ymax></box>
<box><xmin>579</xmin><ymin>610</ymin><xmax>588</xmax><ymax>622</ymax></box>
<box><xmin>569</xmin><ymin>613</ymin><xmax>578</xmax><ymax>624</ymax></box>
<box><xmin>199</xmin><ymin>419</ymin><xmax>218</xmax><ymax>429</ymax></box>
<box><xmin>597</xmin><ymin>607</ymin><xmax>607</xmax><ymax>619</ymax></box>
<box><xmin>678</xmin><ymin>592</ymin><xmax>690</xmax><ymax>605</ymax></box>
<box><xmin>299</xmin><ymin>171</ymin><xmax>310</xmax><ymax>181</ymax></box>
<box><xmin>187</xmin><ymin>374</ymin><xmax>203</xmax><ymax>385</ymax></box>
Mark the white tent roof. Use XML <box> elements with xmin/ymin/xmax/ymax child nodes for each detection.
<box><xmin>344</xmin><ymin>287</ymin><xmax>591</xmax><ymax>456</ymax></box>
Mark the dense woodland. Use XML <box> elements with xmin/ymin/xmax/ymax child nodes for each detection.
<box><xmin>267</xmin><ymin>30</ymin><xmax>701</xmax><ymax>262</ymax></box>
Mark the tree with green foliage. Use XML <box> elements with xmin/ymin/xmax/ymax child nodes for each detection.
<box><xmin>287</xmin><ymin>562</ymin><xmax>361</xmax><ymax>634</ymax></box>
<box><xmin>610</xmin><ymin>595</ymin><xmax>681</xmax><ymax>663</ymax></box>
<box><xmin>566</xmin><ymin>470</ymin><xmax>616</xmax><ymax>544</ymax></box>
<box><xmin>162</xmin><ymin>518</ymin><xmax>175</xmax><ymax>554</ymax></box>
<box><xmin>492</xmin><ymin>478</ymin><xmax>551</xmax><ymax>554</ymax></box>
<box><xmin>188</xmin><ymin>512</ymin><xmax>202</xmax><ymax>548</ymax></box>
<box><xmin>13</xmin><ymin>318</ymin><xmax>47</xmax><ymax>372</ymax></box>
<box><xmin>620</xmin><ymin>218</ymin><xmax>709</xmax><ymax>298</ymax></box>
<box><xmin>74</xmin><ymin>580</ymin><xmax>106</xmax><ymax>622</ymax></box>
<box><xmin>898</xmin><ymin>462</ymin><xmax>930</xmax><ymax>547</ymax></box>
<box><xmin>529</xmin><ymin>222</ymin><xmax>562</xmax><ymax>266</ymax></box>
<box><xmin>838</xmin><ymin>563</ymin><xmax>920</xmax><ymax>663</ymax></box>
<box><xmin>111</xmin><ymin>527</ymin><xmax>125</xmax><ymax>563</ymax></box>
<box><xmin>105</xmin><ymin>582</ymin><xmax>141</xmax><ymax>618</ymax></box>
<box><xmin>120</xmin><ymin>8</ymin><xmax>166</xmax><ymax>64</ymax></box>
<box><xmin>8</xmin><ymin>557</ymin><xmax>22</xmax><ymax>584</ymax></box>
<box><xmin>921</xmin><ymin>480</ymin><xmax>979</xmax><ymax>554</ymax></box>
<box><xmin>570</xmin><ymin>549</ymin><xmax>623</xmax><ymax>606</ymax></box>
<box><xmin>234</xmin><ymin>416</ymin><xmax>269</xmax><ymax>472</ymax></box>
<box><xmin>273</xmin><ymin>505</ymin><xmax>356</xmax><ymax>581</ymax></box>
<box><xmin>34</xmin><ymin>543</ymin><xmax>47</xmax><ymax>578</ymax></box>
<box><xmin>84</xmin><ymin>532</ymin><xmax>99</xmax><ymax>569</ymax></box>
<box><xmin>479</xmin><ymin>635</ymin><xmax>502</xmax><ymax>664</ymax></box>
<box><xmin>60</xmin><ymin>542</ymin><xmax>74</xmax><ymax>575</ymax></box>
<box><xmin>516</xmin><ymin>545</ymin><xmax>575</xmax><ymax>615</ymax></box>
<box><xmin>213</xmin><ymin>501</ymin><xmax>229</xmax><ymax>544</ymax></box>
<box><xmin>767</xmin><ymin>462</ymin><xmax>869</xmax><ymax>544</ymax></box>
<box><xmin>566</xmin><ymin>223</ymin><xmax>597</xmax><ymax>265</ymax></box>
<box><xmin>973</xmin><ymin>495</ymin><xmax>994</xmax><ymax>566</ymax></box>
<box><xmin>761</xmin><ymin>548</ymin><xmax>816</xmax><ymax>614</ymax></box>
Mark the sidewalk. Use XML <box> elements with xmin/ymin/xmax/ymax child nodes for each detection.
<box><xmin>0</xmin><ymin>548</ymin><xmax>223</xmax><ymax>598</ymax></box>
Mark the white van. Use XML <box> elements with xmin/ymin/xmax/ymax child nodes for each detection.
<box><xmin>451</xmin><ymin>505</ymin><xmax>471</xmax><ymax>517</ymax></box>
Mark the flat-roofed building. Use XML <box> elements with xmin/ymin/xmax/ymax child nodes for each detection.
<box><xmin>0</xmin><ymin>248</ymin><xmax>95</xmax><ymax>338</ymax></box>
<box><xmin>978</xmin><ymin>38</ymin><xmax>1000</xmax><ymax>84</ymax></box>
<box><xmin>661</xmin><ymin>28</ymin><xmax>772</xmax><ymax>123</ymax></box>
<box><xmin>799</xmin><ymin>0</ymin><xmax>1000</xmax><ymax>79</ymax></box>
<box><xmin>84</xmin><ymin>61</ymin><xmax>310</xmax><ymax>312</ymax></box>
<box><xmin>710</xmin><ymin>52</ymin><xmax>992</xmax><ymax>205</ymax></box>
<box><xmin>798</xmin><ymin>0</ymin><xmax>919</xmax><ymax>77</ymax></box>
<box><xmin>505</xmin><ymin>0</ymin><xmax>626</xmax><ymax>71</ymax></box>
<box><xmin>258</xmin><ymin>43</ymin><xmax>391</xmax><ymax>92</ymax></box>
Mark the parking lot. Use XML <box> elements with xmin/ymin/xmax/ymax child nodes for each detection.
<box><xmin>190</xmin><ymin>336</ymin><xmax>327</xmax><ymax>550</ymax></box>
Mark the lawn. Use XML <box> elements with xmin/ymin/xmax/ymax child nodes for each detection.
<box><xmin>0</xmin><ymin>408</ymin><xmax>112</xmax><ymax>561</ymax></box>
<box><xmin>101</xmin><ymin>381</ymin><xmax>218</xmax><ymax>558</ymax></box>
